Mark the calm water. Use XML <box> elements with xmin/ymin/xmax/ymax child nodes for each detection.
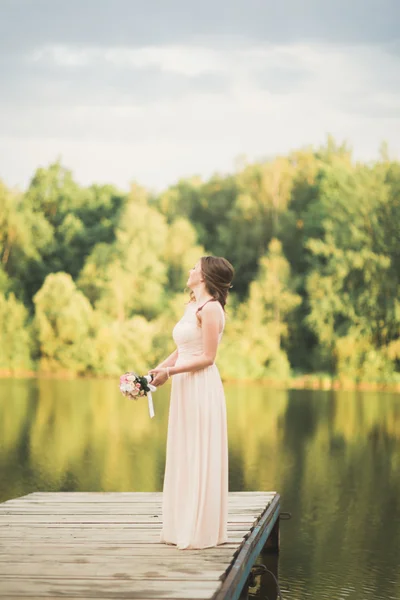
<box><xmin>0</xmin><ymin>378</ymin><xmax>399</xmax><ymax>600</ymax></box>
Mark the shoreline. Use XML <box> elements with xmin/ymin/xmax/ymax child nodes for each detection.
<box><xmin>1</xmin><ymin>370</ymin><xmax>400</xmax><ymax>393</ymax></box>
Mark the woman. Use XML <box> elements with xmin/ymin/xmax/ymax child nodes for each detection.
<box><xmin>149</xmin><ymin>255</ymin><xmax>235</xmax><ymax>550</ymax></box>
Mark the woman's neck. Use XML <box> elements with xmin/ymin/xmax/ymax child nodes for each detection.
<box><xmin>192</xmin><ymin>287</ymin><xmax>213</xmax><ymax>306</ymax></box>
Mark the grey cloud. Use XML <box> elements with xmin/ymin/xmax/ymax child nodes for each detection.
<box><xmin>0</xmin><ymin>56</ymin><xmax>231</xmax><ymax>110</ymax></box>
<box><xmin>1</xmin><ymin>0</ymin><xmax>398</xmax><ymax>113</ymax></box>
<box><xmin>1</xmin><ymin>0</ymin><xmax>399</xmax><ymax>59</ymax></box>
<box><xmin>340</xmin><ymin>96</ymin><xmax>400</xmax><ymax>119</ymax></box>
<box><xmin>0</xmin><ymin>0</ymin><xmax>399</xmax><ymax>192</ymax></box>
<box><xmin>256</xmin><ymin>66</ymin><xmax>313</xmax><ymax>94</ymax></box>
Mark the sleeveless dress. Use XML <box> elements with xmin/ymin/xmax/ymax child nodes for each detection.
<box><xmin>160</xmin><ymin>299</ymin><xmax>228</xmax><ymax>550</ymax></box>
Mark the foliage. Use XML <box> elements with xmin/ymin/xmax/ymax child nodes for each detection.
<box><xmin>305</xmin><ymin>160</ymin><xmax>400</xmax><ymax>380</ymax></box>
<box><xmin>0</xmin><ymin>140</ymin><xmax>399</xmax><ymax>383</ymax></box>
<box><xmin>219</xmin><ymin>239</ymin><xmax>300</xmax><ymax>380</ymax></box>
<box><xmin>33</xmin><ymin>273</ymin><xmax>96</xmax><ymax>374</ymax></box>
<box><xmin>0</xmin><ymin>292</ymin><xmax>32</xmax><ymax>371</ymax></box>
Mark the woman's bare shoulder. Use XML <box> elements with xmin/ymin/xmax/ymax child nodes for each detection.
<box><xmin>199</xmin><ymin>300</ymin><xmax>223</xmax><ymax>319</ymax></box>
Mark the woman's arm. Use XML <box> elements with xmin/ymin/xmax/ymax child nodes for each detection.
<box><xmin>154</xmin><ymin>348</ymin><xmax>178</xmax><ymax>370</ymax></box>
<box><xmin>150</xmin><ymin>302</ymin><xmax>222</xmax><ymax>378</ymax></box>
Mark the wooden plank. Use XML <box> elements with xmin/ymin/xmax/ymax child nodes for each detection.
<box><xmin>0</xmin><ymin>557</ymin><xmax>235</xmax><ymax>565</ymax></box>
<box><xmin>0</xmin><ymin>552</ymin><xmax>233</xmax><ymax>561</ymax></box>
<box><xmin>0</xmin><ymin>506</ymin><xmax>272</xmax><ymax>515</ymax></box>
<box><xmin>0</xmin><ymin>535</ymin><xmax>248</xmax><ymax>544</ymax></box>
<box><xmin>24</xmin><ymin>492</ymin><xmax>275</xmax><ymax>496</ymax></box>
<box><xmin>1</xmin><ymin>505</ymin><xmax>259</xmax><ymax>512</ymax></box>
<box><xmin>5</xmin><ymin>493</ymin><xmax>274</xmax><ymax>503</ymax></box>
<box><xmin>0</xmin><ymin>513</ymin><xmax>257</xmax><ymax>527</ymax></box>
<box><xmin>214</xmin><ymin>494</ymin><xmax>281</xmax><ymax>600</ymax></box>
<box><xmin>3</xmin><ymin>494</ymin><xmax>275</xmax><ymax>500</ymax></box>
<box><xmin>0</xmin><ymin>546</ymin><xmax>238</xmax><ymax>558</ymax></box>
<box><xmin>0</xmin><ymin>564</ymin><xmax>226</xmax><ymax>579</ymax></box>
<box><xmin>0</xmin><ymin>577</ymin><xmax>222</xmax><ymax>599</ymax></box>
<box><xmin>0</xmin><ymin>491</ymin><xmax>280</xmax><ymax>600</ymax></box>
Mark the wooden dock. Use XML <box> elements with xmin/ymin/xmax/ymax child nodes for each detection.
<box><xmin>0</xmin><ymin>491</ymin><xmax>280</xmax><ymax>600</ymax></box>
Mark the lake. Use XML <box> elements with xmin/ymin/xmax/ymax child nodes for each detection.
<box><xmin>0</xmin><ymin>378</ymin><xmax>399</xmax><ymax>600</ymax></box>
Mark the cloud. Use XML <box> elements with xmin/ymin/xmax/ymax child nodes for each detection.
<box><xmin>0</xmin><ymin>1</ymin><xmax>399</xmax><ymax>190</ymax></box>
<box><xmin>3</xmin><ymin>39</ymin><xmax>398</xmax><ymax>115</ymax></box>
<box><xmin>29</xmin><ymin>45</ymin><xmax>226</xmax><ymax>76</ymax></box>
<box><xmin>1</xmin><ymin>0</ymin><xmax>399</xmax><ymax>57</ymax></box>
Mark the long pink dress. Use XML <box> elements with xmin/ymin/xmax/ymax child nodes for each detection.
<box><xmin>160</xmin><ymin>299</ymin><xmax>228</xmax><ymax>550</ymax></box>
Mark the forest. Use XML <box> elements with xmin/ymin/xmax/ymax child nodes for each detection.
<box><xmin>1</xmin><ymin>137</ymin><xmax>399</xmax><ymax>385</ymax></box>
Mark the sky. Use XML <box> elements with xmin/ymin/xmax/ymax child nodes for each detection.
<box><xmin>1</xmin><ymin>0</ymin><xmax>400</xmax><ymax>192</ymax></box>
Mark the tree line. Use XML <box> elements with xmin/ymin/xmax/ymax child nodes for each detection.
<box><xmin>1</xmin><ymin>137</ymin><xmax>399</xmax><ymax>383</ymax></box>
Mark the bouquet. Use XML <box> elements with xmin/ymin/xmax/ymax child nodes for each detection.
<box><xmin>119</xmin><ymin>372</ymin><xmax>157</xmax><ymax>418</ymax></box>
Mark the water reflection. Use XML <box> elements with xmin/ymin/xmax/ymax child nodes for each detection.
<box><xmin>0</xmin><ymin>379</ymin><xmax>400</xmax><ymax>599</ymax></box>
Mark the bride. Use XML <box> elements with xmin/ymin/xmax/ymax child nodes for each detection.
<box><xmin>150</xmin><ymin>255</ymin><xmax>234</xmax><ymax>549</ymax></box>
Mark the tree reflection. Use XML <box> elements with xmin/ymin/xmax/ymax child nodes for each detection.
<box><xmin>1</xmin><ymin>380</ymin><xmax>400</xmax><ymax>599</ymax></box>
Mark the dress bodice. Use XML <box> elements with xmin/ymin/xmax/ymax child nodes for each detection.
<box><xmin>173</xmin><ymin>301</ymin><xmax>225</xmax><ymax>359</ymax></box>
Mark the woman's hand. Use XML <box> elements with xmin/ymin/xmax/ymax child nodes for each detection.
<box><xmin>149</xmin><ymin>368</ymin><xmax>169</xmax><ymax>387</ymax></box>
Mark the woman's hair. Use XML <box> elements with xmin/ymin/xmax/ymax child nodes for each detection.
<box><xmin>188</xmin><ymin>256</ymin><xmax>235</xmax><ymax>315</ymax></box>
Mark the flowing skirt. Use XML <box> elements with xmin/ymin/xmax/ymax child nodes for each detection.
<box><xmin>160</xmin><ymin>360</ymin><xmax>228</xmax><ymax>550</ymax></box>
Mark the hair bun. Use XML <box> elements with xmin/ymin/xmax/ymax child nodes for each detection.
<box><xmin>199</xmin><ymin>256</ymin><xmax>234</xmax><ymax>310</ymax></box>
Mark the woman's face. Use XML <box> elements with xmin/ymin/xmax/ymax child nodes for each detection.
<box><xmin>187</xmin><ymin>260</ymin><xmax>204</xmax><ymax>288</ymax></box>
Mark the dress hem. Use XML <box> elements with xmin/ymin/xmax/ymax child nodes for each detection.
<box><xmin>160</xmin><ymin>537</ymin><xmax>229</xmax><ymax>551</ymax></box>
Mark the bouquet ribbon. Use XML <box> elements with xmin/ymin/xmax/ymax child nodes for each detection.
<box><xmin>144</xmin><ymin>375</ymin><xmax>157</xmax><ymax>418</ymax></box>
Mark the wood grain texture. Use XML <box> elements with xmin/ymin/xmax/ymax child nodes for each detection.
<box><xmin>0</xmin><ymin>492</ymin><xmax>279</xmax><ymax>599</ymax></box>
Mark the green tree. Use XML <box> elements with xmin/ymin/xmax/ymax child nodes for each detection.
<box><xmin>164</xmin><ymin>218</ymin><xmax>205</xmax><ymax>292</ymax></box>
<box><xmin>21</xmin><ymin>163</ymin><xmax>125</xmax><ymax>304</ymax></box>
<box><xmin>78</xmin><ymin>185</ymin><xmax>168</xmax><ymax>321</ymax></box>
<box><xmin>247</xmin><ymin>238</ymin><xmax>302</xmax><ymax>348</ymax></box>
<box><xmin>33</xmin><ymin>272</ymin><xmax>95</xmax><ymax>374</ymax></box>
<box><xmin>1</xmin><ymin>144</ymin><xmax>399</xmax><ymax>383</ymax></box>
<box><xmin>305</xmin><ymin>160</ymin><xmax>400</xmax><ymax>380</ymax></box>
<box><xmin>0</xmin><ymin>292</ymin><xmax>32</xmax><ymax>371</ymax></box>
<box><xmin>219</xmin><ymin>239</ymin><xmax>301</xmax><ymax>380</ymax></box>
<box><xmin>0</xmin><ymin>180</ymin><xmax>53</xmax><ymax>304</ymax></box>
